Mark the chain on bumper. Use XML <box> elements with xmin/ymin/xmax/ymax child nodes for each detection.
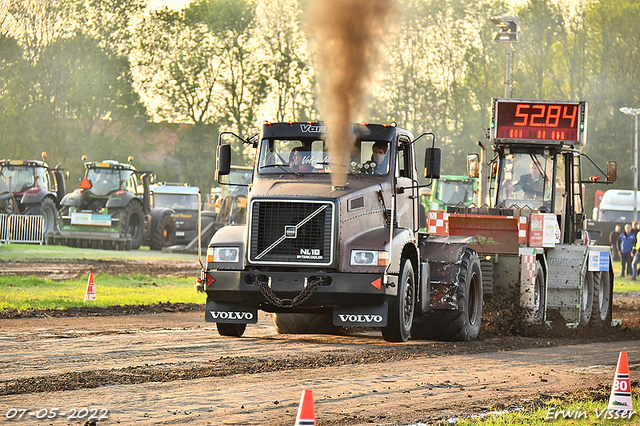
<box><xmin>253</xmin><ymin>275</ymin><xmax>326</xmax><ymax>308</ymax></box>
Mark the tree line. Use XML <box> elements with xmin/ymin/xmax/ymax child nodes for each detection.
<box><xmin>0</xmin><ymin>0</ymin><xmax>639</xmax><ymax>210</ymax></box>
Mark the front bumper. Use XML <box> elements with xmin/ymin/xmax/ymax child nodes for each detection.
<box><xmin>175</xmin><ymin>228</ymin><xmax>197</xmax><ymax>245</ymax></box>
<box><xmin>203</xmin><ymin>269</ymin><xmax>398</xmax><ymax>312</ymax></box>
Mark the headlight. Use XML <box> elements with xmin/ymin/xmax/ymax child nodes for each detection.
<box><xmin>208</xmin><ymin>247</ymin><xmax>239</xmax><ymax>263</ymax></box>
<box><xmin>350</xmin><ymin>250</ymin><xmax>389</xmax><ymax>266</ymax></box>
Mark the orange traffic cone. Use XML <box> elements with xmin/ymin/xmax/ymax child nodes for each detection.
<box><xmin>84</xmin><ymin>272</ymin><xmax>96</xmax><ymax>302</ymax></box>
<box><xmin>295</xmin><ymin>389</ymin><xmax>316</xmax><ymax>426</ymax></box>
<box><xmin>608</xmin><ymin>351</ymin><xmax>633</xmax><ymax>413</ymax></box>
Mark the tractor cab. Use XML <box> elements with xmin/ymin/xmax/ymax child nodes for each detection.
<box><xmin>80</xmin><ymin>160</ymin><xmax>141</xmax><ymax>199</ymax></box>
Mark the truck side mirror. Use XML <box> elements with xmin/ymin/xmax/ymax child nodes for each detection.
<box><xmin>467</xmin><ymin>154</ymin><xmax>479</xmax><ymax>178</ymax></box>
<box><xmin>607</xmin><ymin>161</ymin><xmax>617</xmax><ymax>182</ymax></box>
<box><xmin>424</xmin><ymin>147</ymin><xmax>441</xmax><ymax>179</ymax></box>
<box><xmin>216</xmin><ymin>144</ymin><xmax>231</xmax><ymax>179</ymax></box>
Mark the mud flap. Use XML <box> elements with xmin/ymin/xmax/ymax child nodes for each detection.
<box><xmin>333</xmin><ymin>302</ymin><xmax>387</xmax><ymax>327</ymax></box>
<box><xmin>205</xmin><ymin>301</ymin><xmax>258</xmax><ymax>324</ymax></box>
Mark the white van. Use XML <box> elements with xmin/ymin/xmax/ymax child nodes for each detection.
<box><xmin>593</xmin><ymin>189</ymin><xmax>640</xmax><ymax>222</ymax></box>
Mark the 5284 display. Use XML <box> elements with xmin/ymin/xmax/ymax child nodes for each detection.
<box><xmin>492</xmin><ymin>99</ymin><xmax>586</xmax><ymax>144</ymax></box>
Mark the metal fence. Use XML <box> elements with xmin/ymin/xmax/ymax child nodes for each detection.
<box><xmin>0</xmin><ymin>214</ymin><xmax>45</xmax><ymax>244</ymax></box>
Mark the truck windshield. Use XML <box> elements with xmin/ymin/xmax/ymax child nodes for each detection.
<box><xmin>257</xmin><ymin>138</ymin><xmax>390</xmax><ymax>175</ymax></box>
<box><xmin>0</xmin><ymin>165</ymin><xmax>34</xmax><ymax>193</ymax></box>
<box><xmin>86</xmin><ymin>168</ymin><xmax>120</xmax><ymax>196</ymax></box>
<box><xmin>496</xmin><ymin>152</ymin><xmax>554</xmax><ymax>211</ymax></box>
<box><xmin>601</xmin><ymin>210</ymin><xmax>636</xmax><ymax>222</ymax></box>
<box><xmin>153</xmin><ymin>193</ymin><xmax>200</xmax><ymax>210</ymax></box>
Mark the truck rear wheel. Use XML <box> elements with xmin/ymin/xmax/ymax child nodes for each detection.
<box><xmin>412</xmin><ymin>249</ymin><xmax>482</xmax><ymax>341</ymax></box>
<box><xmin>149</xmin><ymin>210</ymin><xmax>177</xmax><ymax>250</ymax></box>
<box><xmin>216</xmin><ymin>323</ymin><xmax>246</xmax><ymax>337</ymax></box>
<box><xmin>112</xmin><ymin>203</ymin><xmax>144</xmax><ymax>250</ymax></box>
<box><xmin>590</xmin><ymin>269</ymin><xmax>613</xmax><ymax>327</ymax></box>
<box><xmin>24</xmin><ymin>197</ymin><xmax>58</xmax><ymax>238</ymax></box>
<box><xmin>382</xmin><ymin>259</ymin><xmax>415</xmax><ymax>342</ymax></box>
<box><xmin>274</xmin><ymin>313</ymin><xmax>344</xmax><ymax>335</ymax></box>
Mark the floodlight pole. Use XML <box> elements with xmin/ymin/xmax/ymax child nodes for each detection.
<box><xmin>620</xmin><ymin>107</ymin><xmax>640</xmax><ymax>221</ymax></box>
<box><xmin>491</xmin><ymin>16</ymin><xmax>519</xmax><ymax>99</ymax></box>
<box><xmin>505</xmin><ymin>42</ymin><xmax>513</xmax><ymax>98</ymax></box>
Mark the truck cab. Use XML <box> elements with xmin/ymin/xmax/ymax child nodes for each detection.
<box><xmin>200</xmin><ymin>122</ymin><xmax>482</xmax><ymax>342</ymax></box>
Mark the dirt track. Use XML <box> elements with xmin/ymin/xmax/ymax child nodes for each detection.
<box><xmin>1</xmin><ymin>260</ymin><xmax>640</xmax><ymax>425</ymax></box>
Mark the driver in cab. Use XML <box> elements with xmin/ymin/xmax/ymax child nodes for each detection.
<box><xmin>503</xmin><ymin>161</ymin><xmax>545</xmax><ymax>200</ymax></box>
<box><xmin>289</xmin><ymin>146</ymin><xmax>314</xmax><ymax>172</ymax></box>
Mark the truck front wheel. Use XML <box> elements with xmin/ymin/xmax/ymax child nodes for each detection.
<box><xmin>382</xmin><ymin>258</ymin><xmax>415</xmax><ymax>342</ymax></box>
<box><xmin>216</xmin><ymin>323</ymin><xmax>246</xmax><ymax>337</ymax></box>
<box><xmin>149</xmin><ymin>210</ymin><xmax>177</xmax><ymax>250</ymax></box>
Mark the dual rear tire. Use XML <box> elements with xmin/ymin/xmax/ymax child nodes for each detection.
<box><xmin>411</xmin><ymin>250</ymin><xmax>482</xmax><ymax>342</ymax></box>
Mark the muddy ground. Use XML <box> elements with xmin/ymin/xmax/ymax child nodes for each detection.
<box><xmin>1</xmin><ymin>259</ymin><xmax>640</xmax><ymax>425</ymax></box>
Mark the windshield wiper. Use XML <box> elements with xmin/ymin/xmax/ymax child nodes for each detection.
<box><xmin>260</xmin><ymin>163</ymin><xmax>301</xmax><ymax>177</ymax></box>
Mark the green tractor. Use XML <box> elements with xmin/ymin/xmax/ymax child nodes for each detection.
<box><xmin>51</xmin><ymin>156</ymin><xmax>176</xmax><ymax>250</ymax></box>
<box><xmin>424</xmin><ymin>175</ymin><xmax>478</xmax><ymax>212</ymax></box>
<box><xmin>419</xmin><ymin>175</ymin><xmax>478</xmax><ymax>232</ymax></box>
<box><xmin>0</xmin><ymin>152</ymin><xmax>66</xmax><ymax>240</ymax></box>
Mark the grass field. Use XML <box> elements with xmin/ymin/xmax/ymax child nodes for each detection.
<box><xmin>455</xmin><ymin>389</ymin><xmax>640</xmax><ymax>425</ymax></box>
<box><xmin>0</xmin><ymin>243</ymin><xmax>204</xmax><ymax>310</ymax></box>
<box><xmin>0</xmin><ymin>274</ymin><xmax>204</xmax><ymax>310</ymax></box>
<box><xmin>0</xmin><ymin>242</ymin><xmax>199</xmax><ymax>262</ymax></box>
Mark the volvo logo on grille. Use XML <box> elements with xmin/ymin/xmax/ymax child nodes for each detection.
<box><xmin>285</xmin><ymin>226</ymin><xmax>297</xmax><ymax>238</ymax></box>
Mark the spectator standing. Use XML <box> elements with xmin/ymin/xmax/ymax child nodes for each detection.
<box><xmin>632</xmin><ymin>236</ymin><xmax>640</xmax><ymax>283</ymax></box>
<box><xmin>633</xmin><ymin>222</ymin><xmax>640</xmax><ymax>237</ymax></box>
<box><xmin>610</xmin><ymin>225</ymin><xmax>622</xmax><ymax>261</ymax></box>
<box><xmin>619</xmin><ymin>224</ymin><xmax>635</xmax><ymax>277</ymax></box>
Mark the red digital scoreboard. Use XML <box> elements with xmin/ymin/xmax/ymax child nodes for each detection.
<box><xmin>492</xmin><ymin>99</ymin><xmax>586</xmax><ymax>145</ymax></box>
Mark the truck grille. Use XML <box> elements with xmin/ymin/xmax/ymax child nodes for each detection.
<box><xmin>248</xmin><ymin>200</ymin><xmax>334</xmax><ymax>265</ymax></box>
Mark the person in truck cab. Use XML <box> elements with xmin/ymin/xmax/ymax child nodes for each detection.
<box><xmin>289</xmin><ymin>146</ymin><xmax>314</xmax><ymax>172</ymax></box>
<box><xmin>368</xmin><ymin>140</ymin><xmax>389</xmax><ymax>174</ymax></box>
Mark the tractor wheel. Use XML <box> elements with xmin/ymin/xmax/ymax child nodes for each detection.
<box><xmin>533</xmin><ymin>261</ymin><xmax>546</xmax><ymax>323</ymax></box>
<box><xmin>274</xmin><ymin>313</ymin><xmax>344</xmax><ymax>335</ymax></box>
<box><xmin>24</xmin><ymin>197</ymin><xmax>58</xmax><ymax>239</ymax></box>
<box><xmin>112</xmin><ymin>202</ymin><xmax>144</xmax><ymax>250</ymax></box>
<box><xmin>579</xmin><ymin>270</ymin><xmax>595</xmax><ymax>326</ymax></box>
<box><xmin>149</xmin><ymin>210</ymin><xmax>177</xmax><ymax>250</ymax></box>
<box><xmin>216</xmin><ymin>323</ymin><xmax>246</xmax><ymax>337</ymax></box>
<box><xmin>412</xmin><ymin>249</ymin><xmax>482</xmax><ymax>341</ymax></box>
<box><xmin>382</xmin><ymin>258</ymin><xmax>415</xmax><ymax>342</ymax></box>
<box><xmin>590</xmin><ymin>268</ymin><xmax>613</xmax><ymax>327</ymax></box>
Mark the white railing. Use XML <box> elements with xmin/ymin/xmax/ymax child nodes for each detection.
<box><xmin>0</xmin><ymin>214</ymin><xmax>45</xmax><ymax>244</ymax></box>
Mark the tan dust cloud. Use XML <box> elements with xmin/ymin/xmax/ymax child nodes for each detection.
<box><xmin>306</xmin><ymin>0</ymin><xmax>392</xmax><ymax>187</ymax></box>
